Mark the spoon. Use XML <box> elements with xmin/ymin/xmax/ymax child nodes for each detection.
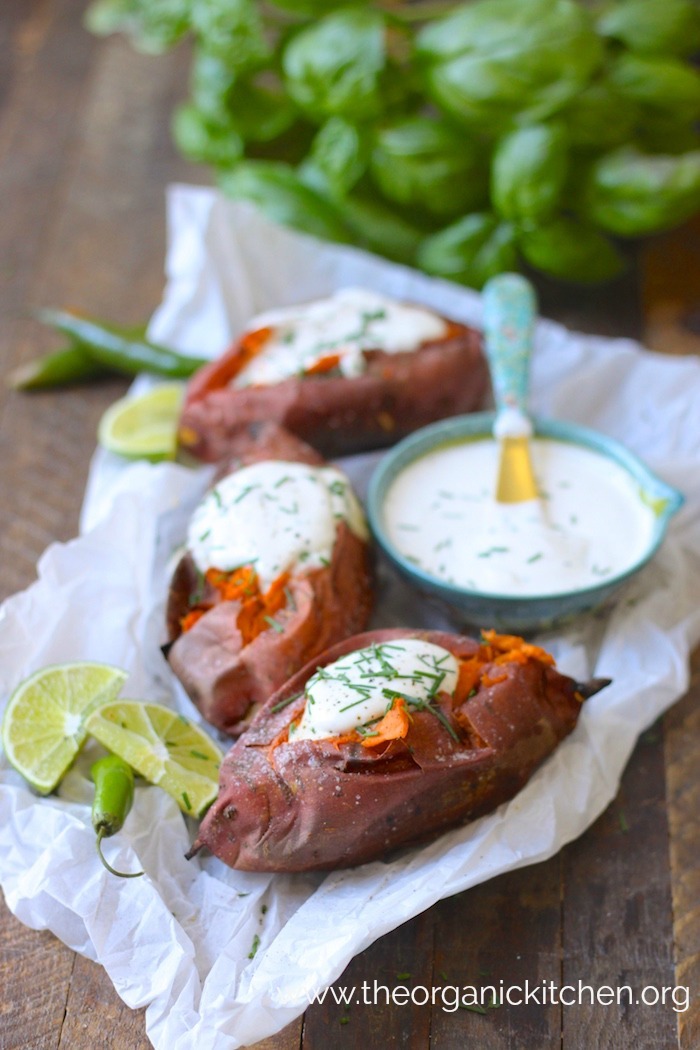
<box><xmin>482</xmin><ymin>273</ymin><xmax>539</xmax><ymax>503</ymax></box>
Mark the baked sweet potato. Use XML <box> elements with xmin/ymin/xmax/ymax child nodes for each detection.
<box><xmin>177</xmin><ymin>288</ymin><xmax>488</xmax><ymax>461</ymax></box>
<box><xmin>165</xmin><ymin>423</ymin><xmax>374</xmax><ymax>736</ymax></box>
<box><xmin>190</xmin><ymin>628</ymin><xmax>609</xmax><ymax>872</ymax></box>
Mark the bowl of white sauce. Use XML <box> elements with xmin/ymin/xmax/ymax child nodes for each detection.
<box><xmin>367</xmin><ymin>412</ymin><xmax>684</xmax><ymax>632</ymax></box>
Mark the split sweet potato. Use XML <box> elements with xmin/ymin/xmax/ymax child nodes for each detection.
<box><xmin>190</xmin><ymin>628</ymin><xmax>609</xmax><ymax>871</ymax></box>
<box><xmin>177</xmin><ymin>301</ymin><xmax>488</xmax><ymax>462</ymax></box>
<box><xmin>165</xmin><ymin>423</ymin><xmax>374</xmax><ymax>736</ymax></box>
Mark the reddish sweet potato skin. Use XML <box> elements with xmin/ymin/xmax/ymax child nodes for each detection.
<box><xmin>177</xmin><ymin>323</ymin><xmax>488</xmax><ymax>461</ymax></box>
<box><xmin>165</xmin><ymin>424</ymin><xmax>374</xmax><ymax>736</ymax></box>
<box><xmin>193</xmin><ymin>629</ymin><xmax>598</xmax><ymax>872</ymax></box>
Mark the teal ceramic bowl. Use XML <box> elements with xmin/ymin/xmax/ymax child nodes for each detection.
<box><xmin>366</xmin><ymin>412</ymin><xmax>684</xmax><ymax>634</ymax></box>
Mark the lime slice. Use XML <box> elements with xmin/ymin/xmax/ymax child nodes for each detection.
<box><xmin>1</xmin><ymin>663</ymin><xmax>127</xmax><ymax>793</ymax></box>
<box><xmin>97</xmin><ymin>383</ymin><xmax>185</xmax><ymax>461</ymax></box>
<box><xmin>85</xmin><ymin>701</ymin><xmax>223</xmax><ymax>817</ymax></box>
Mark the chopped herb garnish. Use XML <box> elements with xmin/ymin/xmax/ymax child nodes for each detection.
<box><xmin>190</xmin><ymin>749</ymin><xmax>210</xmax><ymax>761</ymax></box>
<box><xmin>382</xmin><ymin>688</ymin><xmax>459</xmax><ymax>741</ymax></box>
<box><xmin>477</xmin><ymin>546</ymin><xmax>510</xmax><ymax>558</ymax></box>
<box><xmin>329</xmin><ymin>480</ymin><xmax>346</xmax><ymax>496</ymax></box>
<box><xmin>270</xmin><ymin>691</ymin><xmax>303</xmax><ymax>713</ymax></box>
<box><xmin>319</xmin><ymin>556</ymin><xmax>330</xmax><ymax>567</ymax></box>
<box><xmin>212</xmin><ymin>488</ymin><xmax>222</xmax><ymax>508</ymax></box>
<box><xmin>233</xmin><ymin>484</ymin><xmax>259</xmax><ymax>504</ymax></box>
<box><xmin>248</xmin><ymin>934</ymin><xmax>261</xmax><ymax>959</ymax></box>
<box><xmin>198</xmin><ymin>528</ymin><xmax>211</xmax><ymax>542</ymax></box>
<box><xmin>182</xmin><ymin>791</ymin><xmax>192</xmax><ymax>811</ymax></box>
<box><xmin>527</xmin><ymin>552</ymin><xmax>544</xmax><ymax>564</ymax></box>
<box><xmin>284</xmin><ymin>586</ymin><xmax>296</xmax><ymax>611</ymax></box>
<box><xmin>274</xmin><ymin>475</ymin><xmax>292</xmax><ymax>487</ymax></box>
<box><xmin>263</xmin><ymin>615</ymin><xmax>285</xmax><ymax>634</ymax></box>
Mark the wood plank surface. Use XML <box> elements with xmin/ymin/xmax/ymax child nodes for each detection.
<box><xmin>1</xmin><ymin>3</ymin><xmax>699</xmax><ymax>1049</ymax></box>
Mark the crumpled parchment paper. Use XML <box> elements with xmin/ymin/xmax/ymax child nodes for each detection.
<box><xmin>2</xmin><ymin>186</ymin><xmax>700</xmax><ymax>1050</ymax></box>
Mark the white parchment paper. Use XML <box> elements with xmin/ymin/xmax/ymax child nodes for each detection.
<box><xmin>2</xmin><ymin>185</ymin><xmax>700</xmax><ymax>1049</ymax></box>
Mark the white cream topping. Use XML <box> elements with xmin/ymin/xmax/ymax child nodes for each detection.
<box><xmin>289</xmin><ymin>638</ymin><xmax>459</xmax><ymax>742</ymax></box>
<box><xmin>187</xmin><ymin>460</ymin><xmax>368</xmax><ymax>589</ymax></box>
<box><xmin>383</xmin><ymin>438</ymin><xmax>658</xmax><ymax>597</ymax></box>
<box><xmin>233</xmin><ymin>287</ymin><xmax>448</xmax><ymax>387</ymax></box>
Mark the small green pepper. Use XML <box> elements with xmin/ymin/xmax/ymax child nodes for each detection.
<box><xmin>91</xmin><ymin>755</ymin><xmax>144</xmax><ymax>879</ymax></box>
<box><xmin>37</xmin><ymin>309</ymin><xmax>205</xmax><ymax>380</ymax></box>
<box><xmin>8</xmin><ymin>343</ymin><xmax>112</xmax><ymax>390</ymax></box>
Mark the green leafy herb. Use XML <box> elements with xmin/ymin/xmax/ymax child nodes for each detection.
<box><xmin>85</xmin><ymin>0</ymin><xmax>700</xmax><ymax>291</ymax></box>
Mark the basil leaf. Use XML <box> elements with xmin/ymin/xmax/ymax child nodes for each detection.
<box><xmin>518</xmin><ymin>217</ymin><xmax>625</xmax><ymax>283</ymax></box>
<box><xmin>282</xmin><ymin>9</ymin><xmax>386</xmax><ymax>120</ymax></box>
<box><xmin>267</xmin><ymin>0</ymin><xmax>356</xmax><ymax>13</ymax></box>
<box><xmin>191</xmin><ymin>0</ymin><xmax>270</xmax><ymax>72</ymax></box>
<box><xmin>597</xmin><ymin>0</ymin><xmax>700</xmax><ymax>58</ymax></box>
<box><xmin>491</xmin><ymin>123</ymin><xmax>568</xmax><ymax>222</ymax></box>
<box><xmin>581</xmin><ymin>147</ymin><xmax>700</xmax><ymax>236</ymax></box>
<box><xmin>219</xmin><ymin>161</ymin><xmax>354</xmax><ymax>244</ymax></box>
<box><xmin>86</xmin><ymin>0</ymin><xmax>189</xmax><ymax>53</ymax></box>
<box><xmin>370</xmin><ymin>116</ymin><xmax>490</xmax><ymax>218</ymax></box>
<box><xmin>417</xmin><ymin>213</ymin><xmax>519</xmax><ymax>289</ymax></box>
<box><xmin>416</xmin><ymin>0</ymin><xmax>603</xmax><ymax>132</ymax></box>
<box><xmin>342</xmin><ymin>194</ymin><xmax>424</xmax><ymax>264</ymax></box>
<box><xmin>562</xmin><ymin>77</ymin><xmax>638</xmax><ymax>151</ymax></box>
<box><xmin>172</xmin><ymin>104</ymin><xmax>243</xmax><ymax>167</ymax></box>
<box><xmin>299</xmin><ymin>118</ymin><xmax>368</xmax><ymax>199</ymax></box>
<box><xmin>610</xmin><ymin>54</ymin><xmax>700</xmax><ymax>125</ymax></box>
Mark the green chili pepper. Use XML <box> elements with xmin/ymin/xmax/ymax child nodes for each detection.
<box><xmin>8</xmin><ymin>343</ymin><xmax>113</xmax><ymax>390</ymax></box>
<box><xmin>37</xmin><ymin>308</ymin><xmax>204</xmax><ymax>380</ymax></box>
<box><xmin>91</xmin><ymin>755</ymin><xmax>144</xmax><ymax>879</ymax></box>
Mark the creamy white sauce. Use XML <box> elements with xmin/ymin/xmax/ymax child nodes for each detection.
<box><xmin>289</xmin><ymin>638</ymin><xmax>459</xmax><ymax>742</ymax></box>
<box><xmin>188</xmin><ymin>460</ymin><xmax>368</xmax><ymax>588</ymax></box>
<box><xmin>233</xmin><ymin>288</ymin><xmax>448</xmax><ymax>387</ymax></box>
<box><xmin>383</xmin><ymin>438</ymin><xmax>658</xmax><ymax>597</ymax></box>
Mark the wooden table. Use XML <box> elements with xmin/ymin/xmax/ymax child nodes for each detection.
<box><xmin>1</xmin><ymin>3</ymin><xmax>699</xmax><ymax>1047</ymax></box>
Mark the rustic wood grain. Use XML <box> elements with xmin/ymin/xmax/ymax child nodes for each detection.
<box><xmin>664</xmin><ymin>652</ymin><xmax>700</xmax><ymax>1050</ymax></box>
<box><xmin>302</xmin><ymin>911</ymin><xmax>433</xmax><ymax>1047</ymax></box>
<box><xmin>560</xmin><ymin>728</ymin><xmax>678</xmax><ymax>1049</ymax></box>
<box><xmin>430</xmin><ymin>858</ymin><xmax>563</xmax><ymax>1049</ymax></box>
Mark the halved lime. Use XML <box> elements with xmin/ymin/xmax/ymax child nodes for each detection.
<box><xmin>85</xmin><ymin>701</ymin><xmax>223</xmax><ymax>817</ymax></box>
<box><xmin>1</xmin><ymin>662</ymin><xmax>127</xmax><ymax>793</ymax></box>
<box><xmin>97</xmin><ymin>383</ymin><xmax>185</xmax><ymax>461</ymax></box>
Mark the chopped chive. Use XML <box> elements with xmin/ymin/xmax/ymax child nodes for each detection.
<box><xmin>319</xmin><ymin>556</ymin><xmax>330</xmax><ymax>567</ymax></box>
<box><xmin>270</xmin><ymin>691</ymin><xmax>303</xmax><ymax>713</ymax></box>
<box><xmin>234</xmin><ymin>484</ymin><xmax>258</xmax><ymax>504</ymax></box>
<box><xmin>248</xmin><ymin>934</ymin><xmax>261</xmax><ymax>959</ymax></box>
<box><xmin>182</xmin><ymin>791</ymin><xmax>192</xmax><ymax>811</ymax></box>
<box><xmin>198</xmin><ymin>528</ymin><xmax>211</xmax><ymax>542</ymax></box>
<box><xmin>263</xmin><ymin>615</ymin><xmax>285</xmax><ymax>634</ymax></box>
<box><xmin>211</xmin><ymin>488</ymin><xmax>222</xmax><ymax>508</ymax></box>
<box><xmin>477</xmin><ymin>546</ymin><xmax>509</xmax><ymax>558</ymax></box>
<box><xmin>527</xmin><ymin>552</ymin><xmax>544</xmax><ymax>564</ymax></box>
<box><xmin>190</xmin><ymin>749</ymin><xmax>210</xmax><ymax>761</ymax></box>
<box><xmin>274</xmin><ymin>475</ymin><xmax>292</xmax><ymax>487</ymax></box>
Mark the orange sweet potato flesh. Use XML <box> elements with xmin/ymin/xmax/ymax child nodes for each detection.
<box><xmin>190</xmin><ymin>628</ymin><xmax>609</xmax><ymax>872</ymax></box>
<box><xmin>177</xmin><ymin>318</ymin><xmax>489</xmax><ymax>461</ymax></box>
<box><xmin>165</xmin><ymin>423</ymin><xmax>374</xmax><ymax>736</ymax></box>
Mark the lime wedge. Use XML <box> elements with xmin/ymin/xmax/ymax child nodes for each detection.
<box><xmin>1</xmin><ymin>663</ymin><xmax>127</xmax><ymax>793</ymax></box>
<box><xmin>85</xmin><ymin>701</ymin><xmax>223</xmax><ymax>817</ymax></box>
<box><xmin>97</xmin><ymin>383</ymin><xmax>185</xmax><ymax>461</ymax></box>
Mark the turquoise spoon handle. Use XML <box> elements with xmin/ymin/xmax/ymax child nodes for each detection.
<box><xmin>482</xmin><ymin>273</ymin><xmax>537</xmax><ymax>413</ymax></box>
